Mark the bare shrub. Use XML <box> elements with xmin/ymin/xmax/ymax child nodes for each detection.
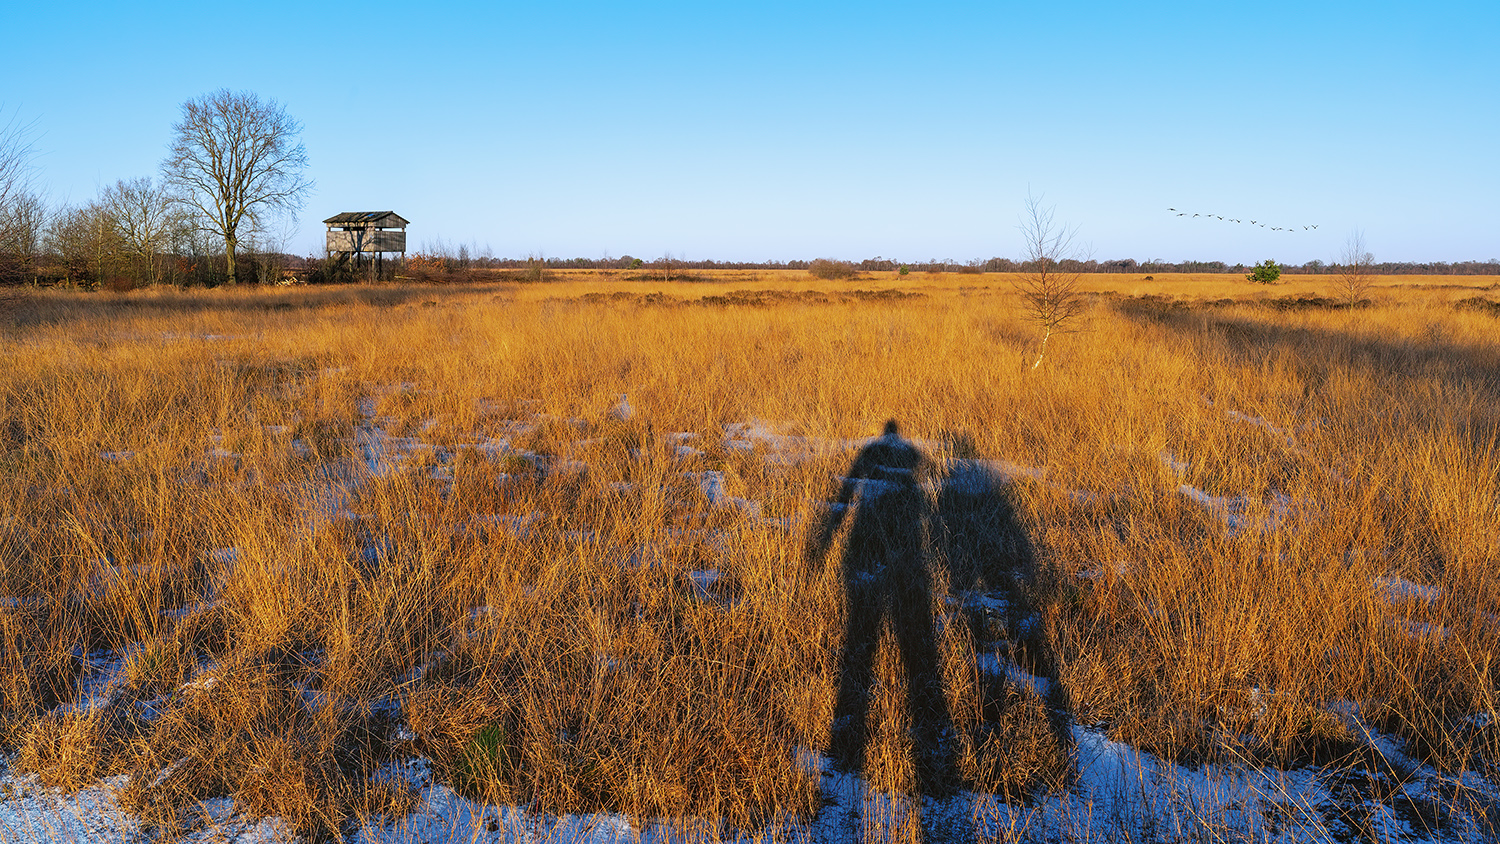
<box><xmin>1335</xmin><ymin>229</ymin><xmax>1375</xmax><ymax>307</ymax></box>
<box><xmin>1014</xmin><ymin>193</ymin><xmax>1087</xmax><ymax>368</ymax></box>
<box><xmin>807</xmin><ymin>258</ymin><xmax>857</xmax><ymax>280</ymax></box>
<box><xmin>519</xmin><ymin>253</ymin><xmax>550</xmax><ymax>283</ymax></box>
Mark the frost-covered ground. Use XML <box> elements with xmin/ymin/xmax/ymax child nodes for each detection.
<box><xmin>5</xmin><ymin>725</ymin><xmax>1492</xmax><ymax>843</ymax></box>
<box><xmin>4</xmin><ymin>390</ymin><xmax>1495</xmax><ymax>843</ymax></box>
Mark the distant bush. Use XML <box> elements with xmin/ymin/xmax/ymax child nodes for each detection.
<box><xmin>807</xmin><ymin>259</ymin><xmax>857</xmax><ymax>280</ymax></box>
<box><xmin>1246</xmin><ymin>260</ymin><xmax>1281</xmax><ymax>284</ymax></box>
<box><xmin>1455</xmin><ymin>296</ymin><xmax>1500</xmax><ymax>317</ymax></box>
<box><xmin>519</xmin><ymin>256</ymin><xmax>550</xmax><ymax>283</ymax></box>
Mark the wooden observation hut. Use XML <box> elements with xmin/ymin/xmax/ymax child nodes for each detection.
<box><xmin>323</xmin><ymin>211</ymin><xmax>409</xmax><ymax>276</ymax></box>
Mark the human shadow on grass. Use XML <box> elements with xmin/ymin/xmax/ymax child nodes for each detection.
<box><xmin>806</xmin><ymin>421</ymin><xmax>1050</xmax><ymax>801</ymax></box>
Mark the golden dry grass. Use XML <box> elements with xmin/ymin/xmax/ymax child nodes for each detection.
<box><xmin>0</xmin><ymin>271</ymin><xmax>1498</xmax><ymax>840</ymax></box>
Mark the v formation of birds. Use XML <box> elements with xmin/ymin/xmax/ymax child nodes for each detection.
<box><xmin>1167</xmin><ymin>208</ymin><xmax>1318</xmax><ymax>232</ymax></box>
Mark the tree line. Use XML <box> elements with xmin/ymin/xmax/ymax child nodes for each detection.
<box><xmin>0</xmin><ymin>90</ymin><xmax>309</xmax><ymax>289</ymax></box>
<box><xmin>426</xmin><ymin>255</ymin><xmax>1500</xmax><ymax>277</ymax></box>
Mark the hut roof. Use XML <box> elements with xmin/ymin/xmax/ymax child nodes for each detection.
<box><xmin>323</xmin><ymin>211</ymin><xmax>409</xmax><ymax>227</ymax></box>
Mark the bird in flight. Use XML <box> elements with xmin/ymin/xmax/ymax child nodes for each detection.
<box><xmin>1169</xmin><ymin>209</ymin><xmax>1317</xmax><ymax>231</ymax></box>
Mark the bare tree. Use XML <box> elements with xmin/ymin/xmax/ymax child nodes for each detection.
<box><xmin>45</xmin><ymin>201</ymin><xmax>122</xmax><ymax>288</ymax></box>
<box><xmin>0</xmin><ymin>108</ymin><xmax>35</xmax><ymax>214</ymax></box>
<box><xmin>1334</xmin><ymin>229</ymin><xmax>1375</xmax><ymax>307</ymax></box>
<box><xmin>0</xmin><ymin>189</ymin><xmax>46</xmax><ymax>284</ymax></box>
<box><xmin>657</xmin><ymin>251</ymin><xmax>677</xmax><ymax>283</ymax></box>
<box><xmin>1014</xmin><ymin>193</ymin><xmax>1088</xmax><ymax>369</ymax></box>
<box><xmin>99</xmin><ymin>177</ymin><xmax>185</xmax><ymax>287</ymax></box>
<box><xmin>0</xmin><ymin>108</ymin><xmax>41</xmax><ymax>284</ymax></box>
<box><xmin>162</xmin><ymin>90</ymin><xmax>311</xmax><ymax>285</ymax></box>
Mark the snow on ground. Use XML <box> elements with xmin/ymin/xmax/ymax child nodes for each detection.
<box><xmin>5</xmin><ymin>729</ymin><xmax>1492</xmax><ymax>844</ymax></box>
<box><xmin>1177</xmin><ymin>484</ymin><xmax>1295</xmax><ymax>537</ymax></box>
<box><xmin>1160</xmin><ymin>450</ymin><xmax>1296</xmax><ymax>536</ymax></box>
<box><xmin>0</xmin><ymin>756</ymin><xmax>290</xmax><ymax>844</ymax></box>
<box><xmin>0</xmin><ymin>769</ymin><xmax>140</xmax><ymax>844</ymax></box>
<box><xmin>1376</xmin><ymin>576</ymin><xmax>1444</xmax><ymax>605</ymax></box>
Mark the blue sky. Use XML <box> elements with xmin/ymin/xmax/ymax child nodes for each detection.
<box><xmin>6</xmin><ymin>1</ymin><xmax>1496</xmax><ymax>264</ymax></box>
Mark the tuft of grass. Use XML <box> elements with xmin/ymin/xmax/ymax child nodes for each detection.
<box><xmin>16</xmin><ymin>710</ymin><xmax>107</xmax><ymax>790</ymax></box>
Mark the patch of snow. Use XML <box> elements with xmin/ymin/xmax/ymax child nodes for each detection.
<box><xmin>1159</xmin><ymin>450</ymin><xmax>1190</xmax><ymax>475</ymax></box>
<box><xmin>0</xmin><ymin>771</ymin><xmax>140</xmax><ymax>843</ymax></box>
<box><xmin>355</xmin><ymin>427</ymin><xmax>434</xmax><ymax>479</ymax></box>
<box><xmin>1376</xmin><ymin>576</ymin><xmax>1444</xmax><ymax>605</ymax></box>
<box><xmin>1226</xmin><ymin>409</ymin><xmax>1303</xmax><ymax>449</ymax></box>
<box><xmin>975</xmin><ymin>653</ymin><xmax>1054</xmax><ymax>700</ymax></box>
<box><xmin>607</xmin><ymin>394</ymin><xmax>634</xmax><ymax>422</ymax></box>
<box><xmin>0</xmin><ymin>595</ymin><xmax>47</xmax><ymax>610</ymax></box>
<box><xmin>963</xmin><ymin>592</ymin><xmax>1009</xmax><ymax>615</ymax></box>
<box><xmin>1178</xmin><ymin>485</ymin><xmax>1293</xmax><ymax>536</ymax></box>
<box><xmin>181</xmin><ymin>673</ymin><xmax>219</xmax><ymax>693</ymax></box>
<box><xmin>691</xmin><ymin>471</ymin><xmax>763</xmax><ymax>516</ymax></box>
<box><xmin>1392</xmin><ymin>618</ymin><xmax>1450</xmax><ymax>641</ymax></box>
<box><xmin>835</xmin><ymin>475</ymin><xmax>905</xmax><ymax>499</ymax></box>
<box><xmin>353</xmin><ymin>778</ymin><xmax>638</xmax><ymax>844</ymax></box>
<box><xmin>551</xmin><ymin>458</ymin><xmax>590</xmax><ymax>476</ymax></box>
<box><xmin>722</xmin><ymin>420</ymin><xmax>878</xmax><ymax>466</ymax></box>
<box><xmin>686</xmin><ymin>570</ymin><xmax>723</xmax><ymax>603</ymax></box>
<box><xmin>465</xmin><ymin>512</ymin><xmax>544</xmax><ymax>539</ymax></box>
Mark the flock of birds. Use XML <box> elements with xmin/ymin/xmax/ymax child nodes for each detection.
<box><xmin>1169</xmin><ymin>208</ymin><xmax>1318</xmax><ymax>232</ymax></box>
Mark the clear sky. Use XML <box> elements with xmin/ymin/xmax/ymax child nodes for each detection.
<box><xmin>6</xmin><ymin>0</ymin><xmax>1497</xmax><ymax>264</ymax></box>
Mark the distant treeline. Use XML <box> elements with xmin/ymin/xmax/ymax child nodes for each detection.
<box><xmin>471</xmin><ymin>255</ymin><xmax>1500</xmax><ymax>276</ymax></box>
<box><xmin>5</xmin><ymin>240</ymin><xmax>1498</xmax><ymax>289</ymax></box>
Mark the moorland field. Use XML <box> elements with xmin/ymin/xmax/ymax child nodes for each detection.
<box><xmin>1</xmin><ymin>270</ymin><xmax>1498</xmax><ymax>842</ymax></box>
